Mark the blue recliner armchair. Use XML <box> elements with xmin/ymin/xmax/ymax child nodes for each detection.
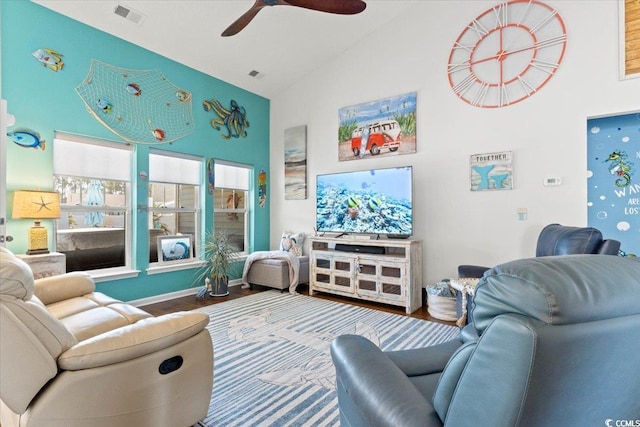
<box><xmin>454</xmin><ymin>223</ymin><xmax>621</xmax><ymax>323</ymax></box>
<box><xmin>331</xmin><ymin>255</ymin><xmax>640</xmax><ymax>426</ymax></box>
<box><xmin>458</xmin><ymin>223</ymin><xmax>621</xmax><ymax>279</ymax></box>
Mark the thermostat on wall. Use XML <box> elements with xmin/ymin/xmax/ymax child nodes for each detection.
<box><xmin>544</xmin><ymin>177</ymin><xmax>562</xmax><ymax>187</ymax></box>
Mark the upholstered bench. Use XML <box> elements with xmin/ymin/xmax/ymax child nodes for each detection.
<box><xmin>246</xmin><ymin>255</ymin><xmax>309</xmax><ymax>291</ymax></box>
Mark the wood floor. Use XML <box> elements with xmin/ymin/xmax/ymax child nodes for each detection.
<box><xmin>141</xmin><ymin>283</ymin><xmax>457</xmax><ymax>327</ymax></box>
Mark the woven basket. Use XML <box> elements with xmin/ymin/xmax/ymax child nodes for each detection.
<box><xmin>427</xmin><ymin>294</ymin><xmax>458</xmax><ymax>321</ymax></box>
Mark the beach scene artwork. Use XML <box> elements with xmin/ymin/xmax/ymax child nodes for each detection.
<box><xmin>284</xmin><ymin>125</ymin><xmax>307</xmax><ymax>200</ymax></box>
<box><xmin>338</xmin><ymin>92</ymin><xmax>417</xmax><ymax>162</ymax></box>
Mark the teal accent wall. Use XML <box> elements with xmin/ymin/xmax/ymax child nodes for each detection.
<box><xmin>1</xmin><ymin>0</ymin><xmax>270</xmax><ymax>301</ymax></box>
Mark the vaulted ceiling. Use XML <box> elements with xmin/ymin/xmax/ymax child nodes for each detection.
<box><xmin>34</xmin><ymin>0</ymin><xmax>417</xmax><ymax>99</ymax></box>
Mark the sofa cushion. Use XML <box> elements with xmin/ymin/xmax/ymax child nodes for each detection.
<box><xmin>84</xmin><ymin>291</ymin><xmax>122</xmax><ymax>307</ymax></box>
<box><xmin>34</xmin><ymin>272</ymin><xmax>95</xmax><ymax>305</ymax></box>
<box><xmin>1</xmin><ymin>298</ymin><xmax>77</xmax><ymax>357</ymax></box>
<box><xmin>0</xmin><ymin>249</ymin><xmax>77</xmax><ymax>356</ymax></box>
<box><xmin>60</xmin><ymin>306</ymin><xmax>133</xmax><ymax>342</ymax></box>
<box><xmin>107</xmin><ymin>302</ymin><xmax>153</xmax><ymax>324</ymax></box>
<box><xmin>58</xmin><ymin>311</ymin><xmax>209</xmax><ymax>370</ymax></box>
<box><xmin>1</xmin><ymin>304</ymin><xmax>60</xmax><ymax>415</ymax></box>
<box><xmin>0</xmin><ymin>247</ymin><xmax>35</xmax><ymax>301</ymax></box>
<box><xmin>47</xmin><ymin>297</ymin><xmax>101</xmax><ymax>319</ymax></box>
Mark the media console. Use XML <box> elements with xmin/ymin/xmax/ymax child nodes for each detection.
<box><xmin>309</xmin><ymin>236</ymin><xmax>423</xmax><ymax>314</ymax></box>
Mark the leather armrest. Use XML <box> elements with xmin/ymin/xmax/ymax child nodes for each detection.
<box><xmin>460</xmin><ymin>323</ymin><xmax>479</xmax><ymax>342</ymax></box>
<box><xmin>58</xmin><ymin>311</ymin><xmax>209</xmax><ymax>370</ymax></box>
<box><xmin>598</xmin><ymin>239</ymin><xmax>621</xmax><ymax>255</ymax></box>
<box><xmin>457</xmin><ymin>265</ymin><xmax>489</xmax><ymax>279</ymax></box>
<box><xmin>331</xmin><ymin>335</ymin><xmax>443</xmax><ymax>427</ymax></box>
<box><xmin>34</xmin><ymin>272</ymin><xmax>95</xmax><ymax>305</ymax></box>
<box><xmin>384</xmin><ymin>338</ymin><xmax>462</xmax><ymax>377</ymax></box>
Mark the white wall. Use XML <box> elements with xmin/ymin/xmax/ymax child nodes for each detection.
<box><xmin>269</xmin><ymin>0</ymin><xmax>640</xmax><ymax>285</ymax></box>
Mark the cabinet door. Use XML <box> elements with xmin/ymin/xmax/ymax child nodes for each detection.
<box><xmin>312</xmin><ymin>252</ymin><xmax>354</xmax><ymax>293</ymax></box>
<box><xmin>355</xmin><ymin>258</ymin><xmax>406</xmax><ymax>302</ymax></box>
<box><xmin>378</xmin><ymin>261</ymin><xmax>405</xmax><ymax>302</ymax></box>
<box><xmin>354</xmin><ymin>258</ymin><xmax>378</xmax><ymax>296</ymax></box>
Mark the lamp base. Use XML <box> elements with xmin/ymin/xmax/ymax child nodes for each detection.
<box><xmin>26</xmin><ymin>248</ymin><xmax>50</xmax><ymax>255</ymax></box>
<box><xmin>27</xmin><ymin>222</ymin><xmax>50</xmax><ymax>255</ymax></box>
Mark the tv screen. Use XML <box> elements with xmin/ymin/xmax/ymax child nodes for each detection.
<box><xmin>316</xmin><ymin>166</ymin><xmax>413</xmax><ymax>237</ymax></box>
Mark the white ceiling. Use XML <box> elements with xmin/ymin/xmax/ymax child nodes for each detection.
<box><xmin>34</xmin><ymin>0</ymin><xmax>417</xmax><ymax>99</ymax></box>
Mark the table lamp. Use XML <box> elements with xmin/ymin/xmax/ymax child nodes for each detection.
<box><xmin>12</xmin><ymin>190</ymin><xmax>61</xmax><ymax>254</ymax></box>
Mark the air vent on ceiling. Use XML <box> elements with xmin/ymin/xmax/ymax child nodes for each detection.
<box><xmin>114</xmin><ymin>3</ymin><xmax>144</xmax><ymax>24</ymax></box>
<box><xmin>248</xmin><ymin>70</ymin><xmax>265</xmax><ymax>79</ymax></box>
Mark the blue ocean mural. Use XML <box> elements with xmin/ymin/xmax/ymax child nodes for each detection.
<box><xmin>587</xmin><ymin>112</ymin><xmax>640</xmax><ymax>257</ymax></box>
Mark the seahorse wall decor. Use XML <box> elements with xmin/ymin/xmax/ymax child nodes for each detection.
<box><xmin>202</xmin><ymin>98</ymin><xmax>249</xmax><ymax>139</ymax></box>
<box><xmin>605</xmin><ymin>150</ymin><xmax>634</xmax><ymax>188</ymax></box>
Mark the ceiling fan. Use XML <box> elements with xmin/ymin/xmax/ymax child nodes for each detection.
<box><xmin>222</xmin><ymin>0</ymin><xmax>367</xmax><ymax>37</ymax></box>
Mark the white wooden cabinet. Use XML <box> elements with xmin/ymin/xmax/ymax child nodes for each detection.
<box><xmin>309</xmin><ymin>236</ymin><xmax>422</xmax><ymax>314</ymax></box>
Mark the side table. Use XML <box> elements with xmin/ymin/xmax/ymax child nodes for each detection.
<box><xmin>17</xmin><ymin>252</ymin><xmax>66</xmax><ymax>279</ymax></box>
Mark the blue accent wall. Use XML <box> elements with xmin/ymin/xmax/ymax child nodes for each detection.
<box><xmin>1</xmin><ymin>0</ymin><xmax>270</xmax><ymax>301</ymax></box>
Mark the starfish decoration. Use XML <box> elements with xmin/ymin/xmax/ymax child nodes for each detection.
<box><xmin>31</xmin><ymin>196</ymin><xmax>53</xmax><ymax>213</ymax></box>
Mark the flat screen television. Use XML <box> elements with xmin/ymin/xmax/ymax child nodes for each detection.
<box><xmin>316</xmin><ymin>166</ymin><xmax>413</xmax><ymax>237</ymax></box>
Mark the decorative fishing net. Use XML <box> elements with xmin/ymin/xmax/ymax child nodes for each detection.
<box><xmin>76</xmin><ymin>59</ymin><xmax>194</xmax><ymax>145</ymax></box>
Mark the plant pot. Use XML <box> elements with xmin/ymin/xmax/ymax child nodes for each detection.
<box><xmin>209</xmin><ymin>277</ymin><xmax>229</xmax><ymax>297</ymax></box>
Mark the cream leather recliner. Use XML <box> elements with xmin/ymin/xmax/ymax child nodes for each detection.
<box><xmin>0</xmin><ymin>247</ymin><xmax>214</xmax><ymax>427</ymax></box>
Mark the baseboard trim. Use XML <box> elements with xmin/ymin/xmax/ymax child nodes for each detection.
<box><xmin>129</xmin><ymin>279</ymin><xmax>243</xmax><ymax>307</ymax></box>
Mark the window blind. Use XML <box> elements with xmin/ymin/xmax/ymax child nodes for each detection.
<box><xmin>149</xmin><ymin>151</ymin><xmax>201</xmax><ymax>185</ymax></box>
<box><xmin>53</xmin><ymin>132</ymin><xmax>133</xmax><ymax>181</ymax></box>
<box><xmin>215</xmin><ymin>162</ymin><xmax>250</xmax><ymax>190</ymax></box>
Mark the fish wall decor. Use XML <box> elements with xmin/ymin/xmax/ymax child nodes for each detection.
<box><xmin>32</xmin><ymin>48</ymin><xmax>64</xmax><ymax>72</ymax></box>
<box><xmin>7</xmin><ymin>128</ymin><xmax>46</xmax><ymax>150</ymax></box>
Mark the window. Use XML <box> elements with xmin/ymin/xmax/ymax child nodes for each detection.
<box><xmin>53</xmin><ymin>132</ymin><xmax>133</xmax><ymax>273</ymax></box>
<box><xmin>213</xmin><ymin>161</ymin><xmax>250</xmax><ymax>254</ymax></box>
<box><xmin>148</xmin><ymin>150</ymin><xmax>202</xmax><ymax>264</ymax></box>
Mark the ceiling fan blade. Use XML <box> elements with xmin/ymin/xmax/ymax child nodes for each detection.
<box><xmin>221</xmin><ymin>0</ymin><xmax>365</xmax><ymax>37</ymax></box>
<box><xmin>284</xmin><ymin>0</ymin><xmax>366</xmax><ymax>15</ymax></box>
<box><xmin>221</xmin><ymin>0</ymin><xmax>271</xmax><ymax>37</ymax></box>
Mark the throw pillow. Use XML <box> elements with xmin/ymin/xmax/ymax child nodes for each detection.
<box><xmin>280</xmin><ymin>231</ymin><xmax>305</xmax><ymax>256</ymax></box>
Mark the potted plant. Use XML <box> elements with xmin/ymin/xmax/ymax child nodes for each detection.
<box><xmin>197</xmin><ymin>230</ymin><xmax>241</xmax><ymax>297</ymax></box>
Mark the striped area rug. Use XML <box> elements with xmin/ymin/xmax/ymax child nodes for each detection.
<box><xmin>196</xmin><ymin>290</ymin><xmax>459</xmax><ymax>427</ymax></box>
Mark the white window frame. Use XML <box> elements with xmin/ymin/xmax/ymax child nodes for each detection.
<box><xmin>147</xmin><ymin>149</ymin><xmax>203</xmax><ymax>274</ymax></box>
<box><xmin>213</xmin><ymin>160</ymin><xmax>250</xmax><ymax>256</ymax></box>
<box><xmin>53</xmin><ymin>132</ymin><xmax>136</xmax><ymax>281</ymax></box>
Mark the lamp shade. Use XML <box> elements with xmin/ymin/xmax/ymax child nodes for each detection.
<box><xmin>12</xmin><ymin>190</ymin><xmax>61</xmax><ymax>219</ymax></box>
